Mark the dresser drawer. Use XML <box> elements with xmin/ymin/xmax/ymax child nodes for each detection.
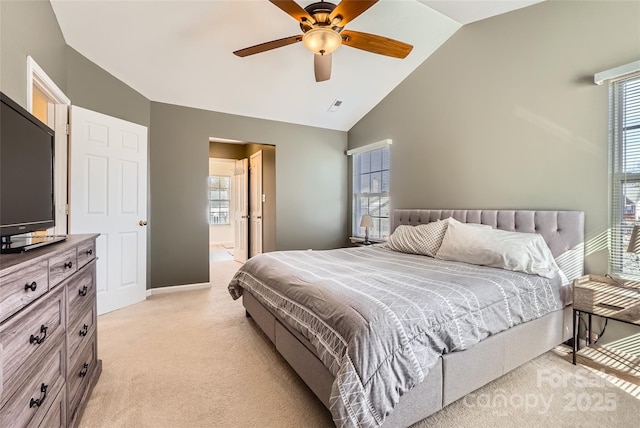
<box><xmin>67</xmin><ymin>301</ymin><xmax>96</xmax><ymax>364</ymax></box>
<box><xmin>0</xmin><ymin>259</ymin><xmax>49</xmax><ymax>322</ymax></box>
<box><xmin>0</xmin><ymin>286</ymin><xmax>65</xmax><ymax>404</ymax></box>
<box><xmin>68</xmin><ymin>334</ymin><xmax>97</xmax><ymax>423</ymax></box>
<box><xmin>49</xmin><ymin>247</ymin><xmax>77</xmax><ymax>288</ymax></box>
<box><xmin>0</xmin><ymin>342</ymin><xmax>65</xmax><ymax>428</ymax></box>
<box><xmin>77</xmin><ymin>239</ymin><xmax>96</xmax><ymax>269</ymax></box>
<box><xmin>66</xmin><ymin>263</ymin><xmax>96</xmax><ymax>327</ymax></box>
<box><xmin>34</xmin><ymin>386</ymin><xmax>66</xmax><ymax>428</ymax></box>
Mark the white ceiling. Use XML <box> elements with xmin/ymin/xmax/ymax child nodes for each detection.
<box><xmin>50</xmin><ymin>0</ymin><xmax>541</xmax><ymax>132</ymax></box>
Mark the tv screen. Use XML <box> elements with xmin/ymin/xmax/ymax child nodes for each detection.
<box><xmin>0</xmin><ymin>92</ymin><xmax>56</xmax><ymax>239</ymax></box>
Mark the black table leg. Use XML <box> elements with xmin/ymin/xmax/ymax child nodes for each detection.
<box><xmin>573</xmin><ymin>309</ymin><xmax>579</xmax><ymax>365</ymax></box>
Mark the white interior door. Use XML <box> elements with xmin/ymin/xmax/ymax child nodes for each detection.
<box><xmin>69</xmin><ymin>106</ymin><xmax>147</xmax><ymax>315</ymax></box>
<box><xmin>234</xmin><ymin>158</ymin><xmax>248</xmax><ymax>263</ymax></box>
<box><xmin>249</xmin><ymin>151</ymin><xmax>263</xmax><ymax>258</ymax></box>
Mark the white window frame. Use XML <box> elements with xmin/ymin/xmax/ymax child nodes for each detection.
<box><xmin>348</xmin><ymin>139</ymin><xmax>392</xmax><ymax>241</ymax></box>
<box><xmin>605</xmin><ymin>63</ymin><xmax>640</xmax><ymax>278</ymax></box>
<box><xmin>209</xmin><ymin>175</ymin><xmax>231</xmax><ymax>225</ymax></box>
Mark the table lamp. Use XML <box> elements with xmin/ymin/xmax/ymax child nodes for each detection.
<box><xmin>360</xmin><ymin>215</ymin><xmax>374</xmax><ymax>245</ymax></box>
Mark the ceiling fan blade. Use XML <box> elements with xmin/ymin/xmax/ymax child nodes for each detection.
<box><xmin>329</xmin><ymin>0</ymin><xmax>378</xmax><ymax>27</ymax></box>
<box><xmin>314</xmin><ymin>53</ymin><xmax>332</xmax><ymax>82</ymax></box>
<box><xmin>341</xmin><ymin>30</ymin><xmax>413</xmax><ymax>59</ymax></box>
<box><xmin>269</xmin><ymin>0</ymin><xmax>315</xmax><ymax>24</ymax></box>
<box><xmin>233</xmin><ymin>35</ymin><xmax>303</xmax><ymax>57</ymax></box>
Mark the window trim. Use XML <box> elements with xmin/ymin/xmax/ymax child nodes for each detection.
<box><xmin>346</xmin><ymin>139</ymin><xmax>392</xmax><ymax>156</ymax></box>
<box><xmin>349</xmin><ymin>140</ymin><xmax>392</xmax><ymax>241</ymax></box>
<box><xmin>607</xmin><ymin>70</ymin><xmax>640</xmax><ymax>278</ymax></box>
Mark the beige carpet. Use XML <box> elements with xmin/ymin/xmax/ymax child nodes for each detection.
<box><xmin>79</xmin><ymin>260</ymin><xmax>639</xmax><ymax>428</ymax></box>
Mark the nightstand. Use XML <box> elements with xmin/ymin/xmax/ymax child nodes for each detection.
<box><xmin>349</xmin><ymin>237</ymin><xmax>382</xmax><ymax>247</ymax></box>
<box><xmin>572</xmin><ymin>275</ymin><xmax>640</xmax><ymax>364</ymax></box>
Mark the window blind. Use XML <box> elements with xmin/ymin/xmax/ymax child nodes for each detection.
<box><xmin>610</xmin><ymin>73</ymin><xmax>640</xmax><ymax>277</ymax></box>
<box><xmin>350</xmin><ymin>142</ymin><xmax>391</xmax><ymax>240</ymax></box>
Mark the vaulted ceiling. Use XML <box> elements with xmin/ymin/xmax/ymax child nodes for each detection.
<box><xmin>50</xmin><ymin>0</ymin><xmax>542</xmax><ymax>131</ymax></box>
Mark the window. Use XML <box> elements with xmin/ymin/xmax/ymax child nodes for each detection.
<box><xmin>209</xmin><ymin>176</ymin><xmax>230</xmax><ymax>225</ymax></box>
<box><xmin>350</xmin><ymin>141</ymin><xmax>391</xmax><ymax>240</ymax></box>
<box><xmin>610</xmin><ymin>73</ymin><xmax>640</xmax><ymax>277</ymax></box>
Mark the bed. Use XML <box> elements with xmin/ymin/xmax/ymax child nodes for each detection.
<box><xmin>228</xmin><ymin>209</ymin><xmax>584</xmax><ymax>427</ymax></box>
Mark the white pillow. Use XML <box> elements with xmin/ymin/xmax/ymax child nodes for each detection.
<box><xmin>386</xmin><ymin>218</ymin><xmax>450</xmax><ymax>257</ymax></box>
<box><xmin>435</xmin><ymin>218</ymin><xmax>560</xmax><ymax>278</ymax></box>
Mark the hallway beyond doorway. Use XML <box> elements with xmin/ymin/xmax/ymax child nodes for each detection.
<box><xmin>210</xmin><ymin>244</ymin><xmax>234</xmax><ymax>262</ymax></box>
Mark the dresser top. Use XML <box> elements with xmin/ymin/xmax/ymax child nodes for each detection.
<box><xmin>0</xmin><ymin>234</ymin><xmax>99</xmax><ymax>276</ymax></box>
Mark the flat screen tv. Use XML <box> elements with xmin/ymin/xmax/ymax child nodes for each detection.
<box><xmin>0</xmin><ymin>91</ymin><xmax>65</xmax><ymax>253</ymax></box>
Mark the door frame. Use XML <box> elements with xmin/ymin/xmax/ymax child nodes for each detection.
<box><xmin>27</xmin><ymin>56</ymin><xmax>71</xmax><ymax>236</ymax></box>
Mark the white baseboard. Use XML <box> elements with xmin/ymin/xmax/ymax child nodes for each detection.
<box><xmin>146</xmin><ymin>282</ymin><xmax>211</xmax><ymax>296</ymax></box>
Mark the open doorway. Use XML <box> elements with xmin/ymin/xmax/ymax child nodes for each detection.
<box><xmin>209</xmin><ymin>140</ymin><xmax>276</xmax><ymax>264</ymax></box>
<box><xmin>208</xmin><ymin>158</ymin><xmax>236</xmax><ymax>263</ymax></box>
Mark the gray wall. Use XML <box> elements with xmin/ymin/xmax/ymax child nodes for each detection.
<box><xmin>66</xmin><ymin>47</ymin><xmax>151</xmax><ymax>128</ymax></box>
<box><xmin>0</xmin><ymin>2</ymin><xmax>150</xmax><ymax>128</ymax></box>
<box><xmin>0</xmin><ymin>0</ymin><xmax>67</xmax><ymax>105</ymax></box>
<box><xmin>150</xmin><ymin>102</ymin><xmax>347</xmax><ymax>289</ymax></box>
<box><xmin>348</xmin><ymin>0</ymin><xmax>640</xmax><ymax>275</ymax></box>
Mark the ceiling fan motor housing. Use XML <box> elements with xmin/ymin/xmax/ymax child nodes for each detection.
<box><xmin>300</xmin><ymin>1</ymin><xmax>344</xmax><ymax>33</ymax></box>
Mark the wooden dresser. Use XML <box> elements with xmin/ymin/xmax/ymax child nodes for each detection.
<box><xmin>0</xmin><ymin>234</ymin><xmax>102</xmax><ymax>427</ymax></box>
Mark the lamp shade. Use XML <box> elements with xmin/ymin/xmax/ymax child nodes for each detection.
<box><xmin>360</xmin><ymin>215</ymin><xmax>373</xmax><ymax>229</ymax></box>
<box><xmin>302</xmin><ymin>27</ymin><xmax>342</xmax><ymax>55</ymax></box>
<box><xmin>628</xmin><ymin>225</ymin><xmax>640</xmax><ymax>253</ymax></box>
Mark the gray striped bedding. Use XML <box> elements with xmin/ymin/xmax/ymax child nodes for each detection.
<box><xmin>228</xmin><ymin>246</ymin><xmax>566</xmax><ymax>428</ymax></box>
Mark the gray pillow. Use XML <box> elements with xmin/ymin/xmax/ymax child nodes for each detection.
<box><xmin>386</xmin><ymin>218</ymin><xmax>449</xmax><ymax>257</ymax></box>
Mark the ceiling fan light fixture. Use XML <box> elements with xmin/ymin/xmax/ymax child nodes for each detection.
<box><xmin>302</xmin><ymin>27</ymin><xmax>342</xmax><ymax>55</ymax></box>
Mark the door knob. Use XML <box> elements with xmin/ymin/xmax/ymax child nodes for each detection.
<box><xmin>139</xmin><ymin>220</ymin><xmax>148</xmax><ymax>226</ymax></box>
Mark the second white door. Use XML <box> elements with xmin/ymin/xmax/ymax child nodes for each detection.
<box><xmin>249</xmin><ymin>151</ymin><xmax>263</xmax><ymax>258</ymax></box>
<box><xmin>234</xmin><ymin>158</ymin><xmax>248</xmax><ymax>263</ymax></box>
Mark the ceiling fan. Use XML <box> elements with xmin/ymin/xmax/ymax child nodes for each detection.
<box><xmin>233</xmin><ymin>0</ymin><xmax>413</xmax><ymax>82</ymax></box>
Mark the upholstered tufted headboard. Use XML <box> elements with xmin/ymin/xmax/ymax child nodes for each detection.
<box><xmin>392</xmin><ymin>209</ymin><xmax>585</xmax><ymax>281</ymax></box>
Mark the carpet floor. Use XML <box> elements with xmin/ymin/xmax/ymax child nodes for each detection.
<box><xmin>78</xmin><ymin>260</ymin><xmax>639</xmax><ymax>427</ymax></box>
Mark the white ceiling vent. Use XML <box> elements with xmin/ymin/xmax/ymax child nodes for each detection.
<box><xmin>328</xmin><ymin>99</ymin><xmax>343</xmax><ymax>113</ymax></box>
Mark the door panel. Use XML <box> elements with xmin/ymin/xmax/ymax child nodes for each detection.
<box><xmin>234</xmin><ymin>159</ymin><xmax>248</xmax><ymax>263</ymax></box>
<box><xmin>70</xmin><ymin>106</ymin><xmax>147</xmax><ymax>315</ymax></box>
<box><xmin>249</xmin><ymin>151</ymin><xmax>263</xmax><ymax>258</ymax></box>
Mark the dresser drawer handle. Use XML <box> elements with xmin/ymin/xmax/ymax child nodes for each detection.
<box><xmin>64</xmin><ymin>261</ymin><xmax>73</xmax><ymax>269</ymax></box>
<box><xmin>29</xmin><ymin>383</ymin><xmax>48</xmax><ymax>408</ymax></box>
<box><xmin>24</xmin><ymin>281</ymin><xmax>38</xmax><ymax>292</ymax></box>
<box><xmin>86</xmin><ymin>249</ymin><xmax>93</xmax><ymax>256</ymax></box>
<box><xmin>29</xmin><ymin>325</ymin><xmax>48</xmax><ymax>345</ymax></box>
<box><xmin>79</xmin><ymin>363</ymin><xmax>89</xmax><ymax>378</ymax></box>
<box><xmin>79</xmin><ymin>324</ymin><xmax>89</xmax><ymax>337</ymax></box>
<box><xmin>79</xmin><ymin>285</ymin><xmax>88</xmax><ymax>297</ymax></box>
